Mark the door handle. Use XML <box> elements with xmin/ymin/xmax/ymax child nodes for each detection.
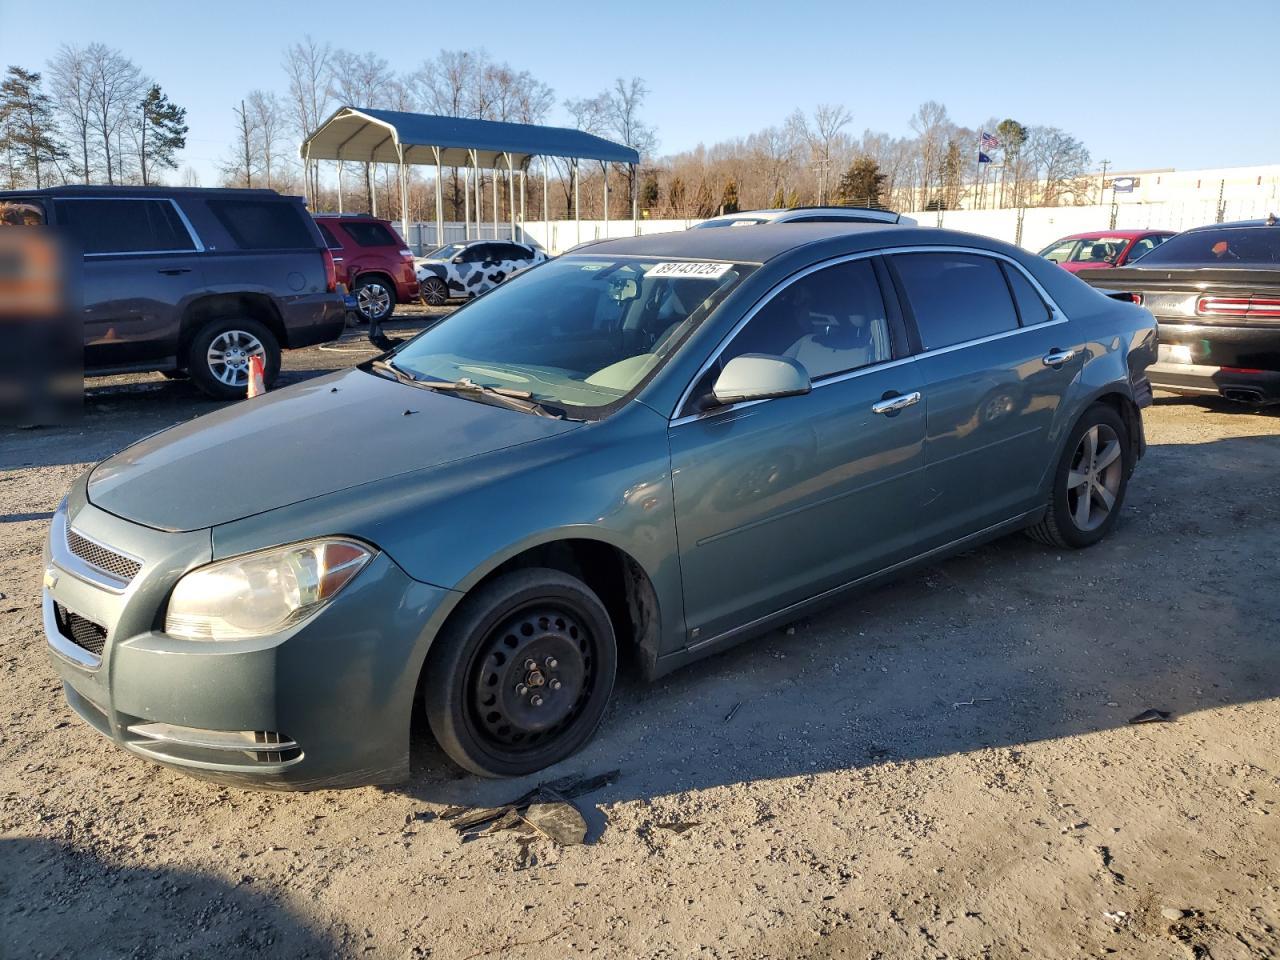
<box><xmin>157</xmin><ymin>268</ymin><xmax>191</xmax><ymax>275</ymax></box>
<box><xmin>871</xmin><ymin>391</ymin><xmax>922</xmax><ymax>415</ymax></box>
<box><xmin>1042</xmin><ymin>348</ymin><xmax>1077</xmax><ymax>366</ymax></box>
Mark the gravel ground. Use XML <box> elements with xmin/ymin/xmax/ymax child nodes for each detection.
<box><xmin>2</xmin><ymin>319</ymin><xmax>1279</xmax><ymax>959</ymax></box>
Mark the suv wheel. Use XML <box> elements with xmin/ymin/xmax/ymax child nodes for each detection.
<box><xmin>1027</xmin><ymin>403</ymin><xmax>1132</xmax><ymax>549</ymax></box>
<box><xmin>422</xmin><ymin>568</ymin><xmax>618</xmax><ymax>778</ymax></box>
<box><xmin>187</xmin><ymin>317</ymin><xmax>280</xmax><ymax>401</ymax></box>
<box><xmin>353</xmin><ymin>276</ymin><xmax>395</xmax><ymax>324</ymax></box>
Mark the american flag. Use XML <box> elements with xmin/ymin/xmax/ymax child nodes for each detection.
<box><xmin>981</xmin><ymin>131</ymin><xmax>1000</xmax><ymax>149</ymax></box>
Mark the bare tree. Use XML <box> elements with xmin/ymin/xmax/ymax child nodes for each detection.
<box><xmin>245</xmin><ymin>90</ymin><xmax>285</xmax><ymax>188</ymax></box>
<box><xmin>1026</xmin><ymin>126</ymin><xmax>1091</xmax><ymax>206</ymax></box>
<box><xmin>221</xmin><ymin>98</ymin><xmax>260</xmax><ymax>187</ymax></box>
<box><xmin>909</xmin><ymin>100</ymin><xmax>952</xmax><ymax>209</ymax></box>
<box><xmin>328</xmin><ymin>49</ymin><xmax>393</xmax><ymax>211</ymax></box>
<box><xmin>282</xmin><ymin>36</ymin><xmax>332</xmax><ymax>200</ymax></box>
<box><xmin>48</xmin><ymin>44</ymin><xmax>97</xmax><ymax>182</ymax></box>
<box><xmin>804</xmin><ymin>104</ymin><xmax>852</xmax><ymax>204</ymax></box>
<box><xmin>81</xmin><ymin>43</ymin><xmax>146</xmax><ymax>184</ymax></box>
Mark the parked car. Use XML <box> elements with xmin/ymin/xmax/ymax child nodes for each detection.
<box><xmin>43</xmin><ymin>223</ymin><xmax>1154</xmax><ymax>787</ymax></box>
<box><xmin>0</xmin><ymin>186</ymin><xmax>346</xmax><ymax>399</ymax></box>
<box><xmin>693</xmin><ymin>206</ymin><xmax>917</xmax><ymax>229</ymax></box>
<box><xmin>313</xmin><ymin>213</ymin><xmax>418</xmax><ymax>323</ymax></box>
<box><xmin>415</xmin><ymin>239</ymin><xmax>547</xmax><ymax>305</ymax></box>
<box><xmin>1037</xmin><ymin>230</ymin><xmax>1175</xmax><ymax>272</ymax></box>
<box><xmin>1080</xmin><ymin>216</ymin><xmax>1280</xmax><ymax>404</ymax></box>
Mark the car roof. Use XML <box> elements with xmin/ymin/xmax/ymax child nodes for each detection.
<box><xmin>569</xmin><ymin>222</ymin><xmax>1002</xmax><ymax>263</ymax></box>
<box><xmin>1056</xmin><ymin>229</ymin><xmax>1173</xmax><ymax>241</ymax></box>
<box><xmin>0</xmin><ymin>185</ymin><xmax>297</xmax><ymax>200</ymax></box>
<box><xmin>1183</xmin><ymin>217</ymin><xmax>1279</xmax><ymax>232</ymax></box>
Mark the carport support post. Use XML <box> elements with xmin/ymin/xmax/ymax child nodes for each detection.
<box><xmin>542</xmin><ymin>159</ymin><xmax>549</xmax><ymax>252</ymax></box>
<box><xmin>432</xmin><ymin>146</ymin><xmax>444</xmax><ymax>248</ymax></box>
<box><xmin>337</xmin><ymin>159</ymin><xmax>344</xmax><ymax>213</ymax></box>
<box><xmin>463</xmin><ymin>162</ymin><xmax>471</xmax><ymax>241</ymax></box>
<box><xmin>603</xmin><ymin>163</ymin><xmax>610</xmax><ymax>239</ymax></box>
<box><xmin>632</xmin><ymin>162</ymin><xmax>639</xmax><ymax>236</ymax></box>
<box><xmin>519</xmin><ymin>167</ymin><xmax>526</xmax><ymax>242</ymax></box>
<box><xmin>506</xmin><ymin>153</ymin><xmax>516</xmax><ymax>240</ymax></box>
<box><xmin>573</xmin><ymin>159</ymin><xmax>581</xmax><ymax>246</ymax></box>
<box><xmin>492</xmin><ymin>163</ymin><xmax>498</xmax><ymax>239</ymax></box>
<box><xmin>397</xmin><ymin>145</ymin><xmax>410</xmax><ymax>247</ymax></box>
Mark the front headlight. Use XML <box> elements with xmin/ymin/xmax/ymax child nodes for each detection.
<box><xmin>165</xmin><ymin>539</ymin><xmax>373</xmax><ymax>641</ymax></box>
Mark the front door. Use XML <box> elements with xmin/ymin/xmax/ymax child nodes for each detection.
<box><xmin>669</xmin><ymin>256</ymin><xmax>928</xmax><ymax>643</ymax></box>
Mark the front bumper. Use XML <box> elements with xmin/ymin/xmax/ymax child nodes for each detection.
<box><xmin>43</xmin><ymin>490</ymin><xmax>456</xmax><ymax>790</ymax></box>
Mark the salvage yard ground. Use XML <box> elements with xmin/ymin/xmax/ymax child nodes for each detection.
<box><xmin>2</xmin><ymin>312</ymin><xmax>1278</xmax><ymax>959</ymax></box>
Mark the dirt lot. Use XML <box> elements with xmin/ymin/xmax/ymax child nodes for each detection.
<box><xmin>2</xmin><ymin>317</ymin><xmax>1279</xmax><ymax>959</ymax></box>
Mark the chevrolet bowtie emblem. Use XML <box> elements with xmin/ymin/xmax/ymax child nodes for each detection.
<box><xmin>43</xmin><ymin>569</ymin><xmax>58</xmax><ymax>590</ymax></box>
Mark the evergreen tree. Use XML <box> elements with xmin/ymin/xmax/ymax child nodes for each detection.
<box><xmin>0</xmin><ymin>66</ymin><xmax>66</xmax><ymax>188</ymax></box>
<box><xmin>771</xmin><ymin>185</ymin><xmax>786</xmax><ymax>209</ymax></box>
<box><xmin>835</xmin><ymin>156</ymin><xmax>886</xmax><ymax>207</ymax></box>
<box><xmin>138</xmin><ymin>84</ymin><xmax>187</xmax><ymax>185</ymax></box>
<box><xmin>720</xmin><ymin>177</ymin><xmax>739</xmax><ymax>214</ymax></box>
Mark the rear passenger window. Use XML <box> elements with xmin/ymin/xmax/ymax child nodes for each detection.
<box><xmin>54</xmin><ymin>198</ymin><xmax>195</xmax><ymax>255</ymax></box>
<box><xmin>715</xmin><ymin>258</ymin><xmax>892</xmax><ymax>381</ymax></box>
<box><xmin>316</xmin><ymin>222</ymin><xmax>342</xmax><ymax>249</ymax></box>
<box><xmin>207</xmin><ymin>198</ymin><xmax>315</xmax><ymax>250</ymax></box>
<box><xmin>892</xmin><ymin>253</ymin><xmax>1018</xmax><ymax>350</ymax></box>
<box><xmin>342</xmin><ymin>221</ymin><xmax>397</xmax><ymax>247</ymax></box>
<box><xmin>1001</xmin><ymin>263</ymin><xmax>1052</xmax><ymax>325</ymax></box>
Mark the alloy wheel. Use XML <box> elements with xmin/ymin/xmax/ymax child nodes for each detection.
<box><xmin>468</xmin><ymin>604</ymin><xmax>596</xmax><ymax>752</ymax></box>
<box><xmin>206</xmin><ymin>329</ymin><xmax>266</xmax><ymax>387</ymax></box>
<box><xmin>356</xmin><ymin>281</ymin><xmax>392</xmax><ymax>320</ymax></box>
<box><xmin>422</xmin><ymin>277</ymin><xmax>449</xmax><ymax>306</ymax></box>
<box><xmin>1066</xmin><ymin>423</ymin><xmax>1123</xmax><ymax>531</ymax></box>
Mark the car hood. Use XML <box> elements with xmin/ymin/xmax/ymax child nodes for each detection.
<box><xmin>87</xmin><ymin>367</ymin><xmax>581</xmax><ymax>532</ymax></box>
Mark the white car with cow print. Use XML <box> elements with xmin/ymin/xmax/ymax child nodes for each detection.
<box><xmin>415</xmin><ymin>239</ymin><xmax>547</xmax><ymax>305</ymax></box>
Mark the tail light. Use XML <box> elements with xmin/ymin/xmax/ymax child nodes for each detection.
<box><xmin>1197</xmin><ymin>296</ymin><xmax>1280</xmax><ymax>318</ymax></box>
<box><xmin>1129</xmin><ymin>292</ymin><xmax>1143</xmax><ymax>305</ymax></box>
<box><xmin>398</xmin><ymin>248</ymin><xmax>414</xmax><ymax>260</ymax></box>
<box><xmin>322</xmin><ymin>248</ymin><xmax>337</xmax><ymax>293</ymax></box>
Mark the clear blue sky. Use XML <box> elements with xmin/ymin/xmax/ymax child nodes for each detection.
<box><xmin>3</xmin><ymin>0</ymin><xmax>1276</xmax><ymax>183</ymax></box>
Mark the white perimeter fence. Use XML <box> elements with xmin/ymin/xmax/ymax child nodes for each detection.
<box><xmin>404</xmin><ymin>196</ymin><xmax>1280</xmax><ymax>257</ymax></box>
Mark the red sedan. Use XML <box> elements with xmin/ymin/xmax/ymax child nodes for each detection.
<box><xmin>1038</xmin><ymin>229</ymin><xmax>1176</xmax><ymax>273</ymax></box>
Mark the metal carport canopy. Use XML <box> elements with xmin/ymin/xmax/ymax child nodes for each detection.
<box><xmin>301</xmin><ymin>106</ymin><xmax>640</xmax><ymax>250</ymax></box>
<box><xmin>301</xmin><ymin>106</ymin><xmax>640</xmax><ymax>168</ymax></box>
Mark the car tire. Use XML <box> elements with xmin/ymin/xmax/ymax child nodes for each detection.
<box><xmin>420</xmin><ymin>276</ymin><xmax>449</xmax><ymax>307</ymax></box>
<box><xmin>353</xmin><ymin>275</ymin><xmax>396</xmax><ymax>324</ymax></box>
<box><xmin>1027</xmin><ymin>402</ymin><xmax>1132</xmax><ymax>549</ymax></box>
<box><xmin>422</xmin><ymin>568</ymin><xmax>618</xmax><ymax>778</ymax></box>
<box><xmin>186</xmin><ymin>317</ymin><xmax>280</xmax><ymax>401</ymax></box>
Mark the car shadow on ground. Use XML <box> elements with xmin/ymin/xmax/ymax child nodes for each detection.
<box><xmin>0</xmin><ymin>837</ymin><xmax>340</xmax><ymax>958</ymax></box>
<box><xmin>398</xmin><ymin>428</ymin><xmax>1280</xmax><ymax>812</ymax></box>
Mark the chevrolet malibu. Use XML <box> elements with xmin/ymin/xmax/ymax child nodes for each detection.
<box><xmin>42</xmin><ymin>224</ymin><xmax>1157</xmax><ymax>787</ymax></box>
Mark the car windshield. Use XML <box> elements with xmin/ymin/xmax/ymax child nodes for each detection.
<box><xmin>1133</xmin><ymin>227</ymin><xmax>1280</xmax><ymax>266</ymax></box>
<box><xmin>424</xmin><ymin>243</ymin><xmax>467</xmax><ymax>260</ymax></box>
<box><xmin>385</xmin><ymin>256</ymin><xmax>754</xmax><ymax>417</ymax></box>
<box><xmin>1067</xmin><ymin>237</ymin><xmax>1129</xmax><ymax>263</ymax></box>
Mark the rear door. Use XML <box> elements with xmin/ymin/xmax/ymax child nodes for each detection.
<box><xmin>887</xmin><ymin>250</ymin><xmax>1082</xmax><ymax>548</ymax></box>
<box><xmin>53</xmin><ymin>196</ymin><xmax>204</xmax><ymax>370</ymax></box>
<box><xmin>669</xmin><ymin>256</ymin><xmax>928</xmax><ymax>643</ymax></box>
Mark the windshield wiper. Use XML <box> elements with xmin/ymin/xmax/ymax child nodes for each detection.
<box><xmin>422</xmin><ymin>377</ymin><xmax>565</xmax><ymax>419</ymax></box>
<box><xmin>370</xmin><ymin>357</ymin><xmax>419</xmax><ymax>385</ymax></box>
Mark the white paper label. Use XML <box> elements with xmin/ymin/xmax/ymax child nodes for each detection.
<box><xmin>647</xmin><ymin>261</ymin><xmax>734</xmax><ymax>279</ymax></box>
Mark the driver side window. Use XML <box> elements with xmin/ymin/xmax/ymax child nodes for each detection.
<box><xmin>689</xmin><ymin>258</ymin><xmax>892</xmax><ymax>405</ymax></box>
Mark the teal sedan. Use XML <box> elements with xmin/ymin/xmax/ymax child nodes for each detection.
<box><xmin>42</xmin><ymin>224</ymin><xmax>1157</xmax><ymax>786</ymax></box>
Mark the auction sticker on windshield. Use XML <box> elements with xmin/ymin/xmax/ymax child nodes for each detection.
<box><xmin>647</xmin><ymin>262</ymin><xmax>735</xmax><ymax>279</ymax></box>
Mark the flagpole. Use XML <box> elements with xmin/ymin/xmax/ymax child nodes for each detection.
<box><xmin>974</xmin><ymin>133</ymin><xmax>983</xmax><ymax>211</ymax></box>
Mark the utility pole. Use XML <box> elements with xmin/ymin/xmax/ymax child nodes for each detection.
<box><xmin>1099</xmin><ymin>159</ymin><xmax>1110</xmax><ymax>206</ymax></box>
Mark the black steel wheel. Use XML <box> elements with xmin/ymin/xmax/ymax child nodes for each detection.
<box><xmin>422</xmin><ymin>568</ymin><xmax>617</xmax><ymax>777</ymax></box>
<box><xmin>420</xmin><ymin>276</ymin><xmax>449</xmax><ymax>306</ymax></box>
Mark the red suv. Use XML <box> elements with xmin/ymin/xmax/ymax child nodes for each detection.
<box><xmin>313</xmin><ymin>214</ymin><xmax>418</xmax><ymax>322</ymax></box>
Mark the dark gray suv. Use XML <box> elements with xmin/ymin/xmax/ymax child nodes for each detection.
<box><xmin>0</xmin><ymin>186</ymin><xmax>347</xmax><ymax>399</ymax></box>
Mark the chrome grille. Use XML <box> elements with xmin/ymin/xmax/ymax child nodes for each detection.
<box><xmin>53</xmin><ymin>602</ymin><xmax>108</xmax><ymax>657</ymax></box>
<box><xmin>65</xmin><ymin>527</ymin><xmax>141</xmax><ymax>583</ymax></box>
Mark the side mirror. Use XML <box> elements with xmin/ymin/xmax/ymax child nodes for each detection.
<box><xmin>452</xmin><ymin>255</ymin><xmax>466</xmax><ymax>264</ymax></box>
<box><xmin>711</xmin><ymin>354</ymin><xmax>811</xmax><ymax>406</ymax></box>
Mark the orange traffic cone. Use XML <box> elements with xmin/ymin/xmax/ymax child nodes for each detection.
<box><xmin>247</xmin><ymin>355</ymin><xmax>266</xmax><ymax>399</ymax></box>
